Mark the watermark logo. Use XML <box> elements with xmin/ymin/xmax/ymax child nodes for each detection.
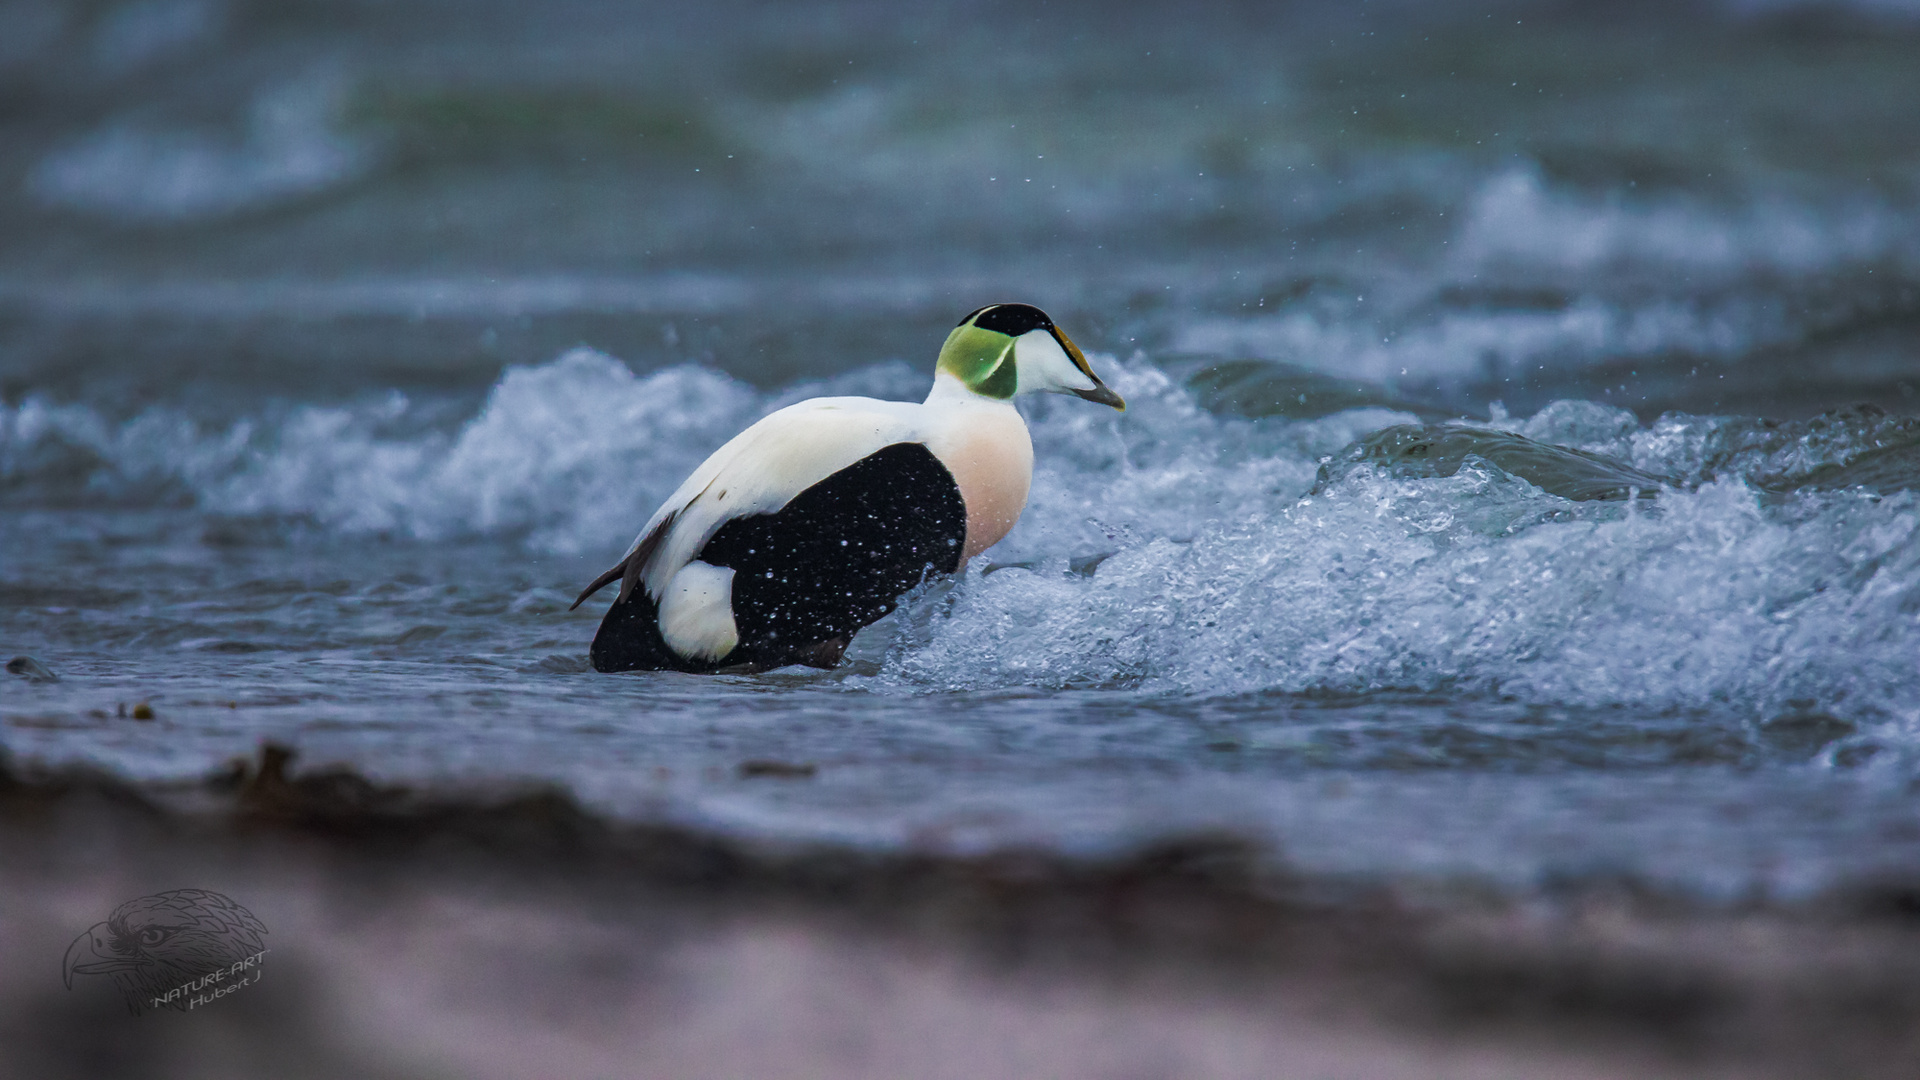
<box><xmin>63</xmin><ymin>888</ymin><xmax>269</xmax><ymax>1015</ymax></box>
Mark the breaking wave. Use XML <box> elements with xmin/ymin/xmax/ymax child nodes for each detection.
<box><xmin>1</xmin><ymin>349</ymin><xmax>759</xmax><ymax>552</ymax></box>
<box><xmin>28</xmin><ymin>72</ymin><xmax>373</xmax><ymax>224</ymax></box>
<box><xmin>1173</xmin><ymin>167</ymin><xmax>1920</xmax><ymax>387</ymax></box>
<box><xmin>5</xmin><ymin>348</ymin><xmax>1919</xmax><ymax>732</ymax></box>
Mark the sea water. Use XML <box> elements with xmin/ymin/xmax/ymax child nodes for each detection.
<box><xmin>4</xmin><ymin>0</ymin><xmax>1920</xmax><ymax>902</ymax></box>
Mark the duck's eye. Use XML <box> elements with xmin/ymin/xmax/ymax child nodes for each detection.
<box><xmin>137</xmin><ymin>927</ymin><xmax>174</xmax><ymax>947</ymax></box>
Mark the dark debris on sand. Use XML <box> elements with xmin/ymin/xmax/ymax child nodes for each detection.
<box><xmin>5</xmin><ymin>744</ymin><xmax>1920</xmax><ymax>1079</ymax></box>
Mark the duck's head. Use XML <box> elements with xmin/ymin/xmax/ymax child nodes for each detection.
<box><xmin>936</xmin><ymin>304</ymin><xmax>1126</xmax><ymax>410</ymax></box>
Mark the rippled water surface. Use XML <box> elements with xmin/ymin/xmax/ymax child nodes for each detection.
<box><xmin>5</xmin><ymin>0</ymin><xmax>1920</xmax><ymax>901</ymax></box>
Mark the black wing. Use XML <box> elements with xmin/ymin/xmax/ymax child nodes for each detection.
<box><xmin>590</xmin><ymin>442</ymin><xmax>968</xmax><ymax>673</ymax></box>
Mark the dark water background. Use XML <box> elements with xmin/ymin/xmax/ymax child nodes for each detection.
<box><xmin>5</xmin><ymin>0</ymin><xmax>1920</xmax><ymax>902</ymax></box>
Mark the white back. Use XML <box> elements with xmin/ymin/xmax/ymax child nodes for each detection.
<box><xmin>628</xmin><ymin>397</ymin><xmax>923</xmax><ymax>600</ymax></box>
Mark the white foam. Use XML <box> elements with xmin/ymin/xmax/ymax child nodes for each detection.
<box><xmin>28</xmin><ymin>71</ymin><xmax>371</xmax><ymax>223</ymax></box>
<box><xmin>1</xmin><ymin>349</ymin><xmax>762</xmax><ymax>552</ymax></box>
<box><xmin>1455</xmin><ymin>167</ymin><xmax>1917</xmax><ymax>277</ymax></box>
<box><xmin>867</xmin><ymin>366</ymin><xmax>1920</xmax><ymax>740</ymax></box>
<box><xmin>1172</xmin><ymin>295</ymin><xmax>1791</xmax><ymax>383</ymax></box>
<box><xmin>883</xmin><ymin>463</ymin><xmax>1920</xmax><ymax>734</ymax></box>
<box><xmin>6</xmin><ymin>349</ymin><xmax>1918</xmax><ymax>736</ymax></box>
<box><xmin>1173</xmin><ymin>166</ymin><xmax>1918</xmax><ymax>385</ymax></box>
<box><xmin>203</xmin><ymin>349</ymin><xmax>765</xmax><ymax>553</ymax></box>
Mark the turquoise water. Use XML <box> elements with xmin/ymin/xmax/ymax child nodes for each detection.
<box><xmin>5</xmin><ymin>0</ymin><xmax>1920</xmax><ymax>901</ymax></box>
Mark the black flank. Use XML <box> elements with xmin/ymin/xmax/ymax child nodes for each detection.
<box><xmin>590</xmin><ymin>442</ymin><xmax>968</xmax><ymax>673</ymax></box>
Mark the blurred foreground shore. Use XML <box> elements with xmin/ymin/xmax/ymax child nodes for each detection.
<box><xmin>6</xmin><ymin>745</ymin><xmax>1920</xmax><ymax>1080</ymax></box>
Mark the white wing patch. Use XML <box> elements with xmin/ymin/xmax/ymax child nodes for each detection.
<box><xmin>625</xmin><ymin>397</ymin><xmax>926</xmax><ymax>602</ymax></box>
<box><xmin>656</xmin><ymin>561</ymin><xmax>739</xmax><ymax>660</ymax></box>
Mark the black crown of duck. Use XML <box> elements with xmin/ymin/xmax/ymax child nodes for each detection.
<box><xmin>574</xmin><ymin>304</ymin><xmax>1125</xmax><ymax>673</ymax></box>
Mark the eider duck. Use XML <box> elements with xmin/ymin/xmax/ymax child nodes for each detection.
<box><xmin>572</xmin><ymin>303</ymin><xmax>1125</xmax><ymax>673</ymax></box>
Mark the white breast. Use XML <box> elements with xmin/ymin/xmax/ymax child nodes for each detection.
<box><xmin>922</xmin><ymin>400</ymin><xmax>1033</xmax><ymax>558</ymax></box>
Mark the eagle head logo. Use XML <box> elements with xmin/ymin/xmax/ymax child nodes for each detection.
<box><xmin>63</xmin><ymin>889</ymin><xmax>268</xmax><ymax>1014</ymax></box>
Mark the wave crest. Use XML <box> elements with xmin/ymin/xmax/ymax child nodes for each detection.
<box><xmin>7</xmin><ymin>348</ymin><xmax>1919</xmax><ymax>728</ymax></box>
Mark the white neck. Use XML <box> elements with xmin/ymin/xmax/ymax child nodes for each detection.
<box><xmin>917</xmin><ymin>373</ymin><xmax>1033</xmax><ymax>559</ymax></box>
<box><xmin>925</xmin><ymin>371</ymin><xmax>1017</xmax><ymax>409</ymax></box>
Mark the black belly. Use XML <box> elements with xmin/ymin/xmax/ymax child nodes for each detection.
<box><xmin>590</xmin><ymin>441</ymin><xmax>969</xmax><ymax>673</ymax></box>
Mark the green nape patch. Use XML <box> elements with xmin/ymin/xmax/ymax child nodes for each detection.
<box><xmin>345</xmin><ymin>87</ymin><xmax>732</xmax><ymax>165</ymax></box>
<box><xmin>937</xmin><ymin>324</ymin><xmax>1017</xmax><ymax>399</ymax></box>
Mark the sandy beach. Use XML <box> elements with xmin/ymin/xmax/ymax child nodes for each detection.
<box><xmin>8</xmin><ymin>746</ymin><xmax>1920</xmax><ymax>1080</ymax></box>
